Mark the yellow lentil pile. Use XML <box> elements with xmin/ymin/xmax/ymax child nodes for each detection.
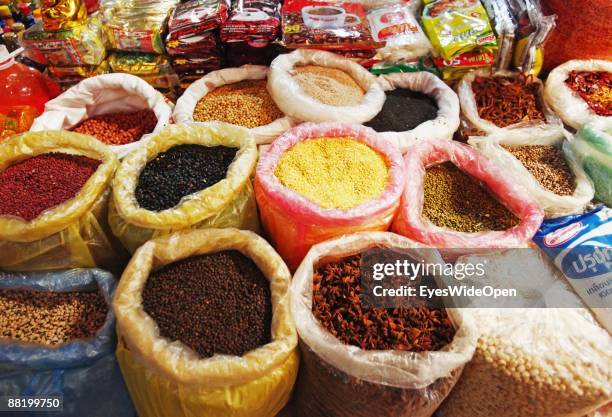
<box><xmin>193</xmin><ymin>80</ymin><xmax>284</xmax><ymax>128</ymax></box>
<box><xmin>274</xmin><ymin>137</ymin><xmax>388</xmax><ymax>210</ymax></box>
<box><xmin>423</xmin><ymin>162</ymin><xmax>519</xmax><ymax>232</ymax></box>
<box><xmin>292</xmin><ymin>65</ymin><xmax>365</xmax><ymax>106</ymax></box>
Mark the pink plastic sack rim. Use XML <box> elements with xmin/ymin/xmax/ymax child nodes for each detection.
<box><xmin>256</xmin><ymin>122</ymin><xmax>405</xmax><ymax>226</ymax></box>
<box><xmin>397</xmin><ymin>138</ymin><xmax>544</xmax><ymax>248</ymax></box>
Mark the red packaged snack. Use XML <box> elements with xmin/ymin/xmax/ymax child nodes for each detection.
<box><xmin>167</xmin><ymin>0</ymin><xmax>230</xmax><ymax>40</ymax></box>
<box><xmin>221</xmin><ymin>0</ymin><xmax>281</xmax><ymax>45</ymax></box>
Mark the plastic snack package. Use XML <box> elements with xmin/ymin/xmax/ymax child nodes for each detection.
<box><xmin>369</xmin><ymin>56</ymin><xmax>441</xmax><ymax>76</ymax></box>
<box><xmin>0</xmin><ymin>269</ymin><xmax>135</xmax><ymax>417</ymax></box>
<box><xmin>113</xmin><ymin>228</ymin><xmax>299</xmax><ymax>417</ymax></box>
<box><xmin>481</xmin><ymin>0</ymin><xmax>516</xmax><ymax>71</ymax></box>
<box><xmin>167</xmin><ymin>0</ymin><xmax>229</xmax><ymax>39</ymax></box>
<box><xmin>108</xmin><ymin>51</ymin><xmax>180</xmax><ymax>89</ymax></box>
<box><xmin>221</xmin><ymin>0</ymin><xmax>281</xmax><ymax>44</ymax></box>
<box><xmin>41</xmin><ymin>0</ymin><xmax>87</xmax><ymax>32</ymax></box>
<box><xmin>433</xmin><ymin>50</ymin><xmax>495</xmax><ymax>80</ymax></box>
<box><xmin>47</xmin><ymin>60</ymin><xmax>110</xmax><ymax>82</ymax></box>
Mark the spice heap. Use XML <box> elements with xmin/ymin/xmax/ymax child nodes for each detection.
<box><xmin>72</xmin><ymin>109</ymin><xmax>158</xmax><ymax>145</ymax></box>
<box><xmin>142</xmin><ymin>251</ymin><xmax>272</xmax><ymax>358</ymax></box>
<box><xmin>503</xmin><ymin>145</ymin><xmax>576</xmax><ymax>196</ymax></box>
<box><xmin>0</xmin><ymin>153</ymin><xmax>101</xmax><ymax>221</ymax></box>
<box><xmin>292</xmin><ymin>65</ymin><xmax>365</xmax><ymax>106</ymax></box>
<box><xmin>0</xmin><ymin>289</ymin><xmax>108</xmax><ymax>346</ymax></box>
<box><xmin>423</xmin><ymin>162</ymin><xmax>519</xmax><ymax>233</ymax></box>
<box><xmin>565</xmin><ymin>71</ymin><xmax>612</xmax><ymax>117</ymax></box>
<box><xmin>312</xmin><ymin>254</ymin><xmax>456</xmax><ymax>351</ymax></box>
<box><xmin>472</xmin><ymin>75</ymin><xmax>545</xmax><ymax>127</ymax></box>
<box><xmin>135</xmin><ymin>144</ymin><xmax>237</xmax><ymax>211</ymax></box>
<box><xmin>193</xmin><ymin>80</ymin><xmax>284</xmax><ymax>128</ymax></box>
<box><xmin>366</xmin><ymin>89</ymin><xmax>438</xmax><ymax>132</ymax></box>
<box><xmin>274</xmin><ymin>137</ymin><xmax>388</xmax><ymax>210</ymax></box>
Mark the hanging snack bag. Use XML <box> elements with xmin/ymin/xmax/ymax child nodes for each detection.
<box><xmin>221</xmin><ymin>0</ymin><xmax>281</xmax><ymax>45</ymax></box>
<box><xmin>392</xmin><ymin>138</ymin><xmax>543</xmax><ymax>250</ymax></box>
<box><xmin>469</xmin><ymin>127</ymin><xmax>594</xmax><ymax>217</ymax></box>
<box><xmin>113</xmin><ymin>228</ymin><xmax>298</xmax><ymax>417</ymax></box>
<box><xmin>433</xmin><ymin>51</ymin><xmax>495</xmax><ymax>80</ymax></box>
<box><xmin>173</xmin><ymin>65</ymin><xmax>295</xmax><ymax>144</ymax></box>
<box><xmin>109</xmin><ymin>123</ymin><xmax>259</xmax><ymax>253</ymax></box>
<box><xmin>481</xmin><ymin>0</ymin><xmax>516</xmax><ymax>71</ymax></box>
<box><xmin>41</xmin><ymin>0</ymin><xmax>87</xmax><ymax>32</ymax></box>
<box><xmin>0</xmin><ymin>131</ymin><xmax>122</xmax><ymax>271</ymax></box>
<box><xmin>268</xmin><ymin>49</ymin><xmax>385</xmax><ymax>123</ymax></box>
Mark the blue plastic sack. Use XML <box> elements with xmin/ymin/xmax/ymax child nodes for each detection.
<box><xmin>0</xmin><ymin>269</ymin><xmax>135</xmax><ymax>417</ymax></box>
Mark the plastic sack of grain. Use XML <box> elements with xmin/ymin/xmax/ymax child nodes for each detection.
<box><xmin>392</xmin><ymin>138</ymin><xmax>544</xmax><ymax>250</ymax></box>
<box><xmin>572</xmin><ymin>119</ymin><xmax>612</xmax><ymax>206</ymax></box>
<box><xmin>113</xmin><ymin>228</ymin><xmax>299</xmax><ymax>417</ymax></box>
<box><xmin>254</xmin><ymin>122</ymin><xmax>405</xmax><ymax>271</ymax></box>
<box><xmin>374</xmin><ymin>72</ymin><xmax>460</xmax><ymax>153</ymax></box>
<box><xmin>109</xmin><ymin>122</ymin><xmax>259</xmax><ymax>253</ymax></box>
<box><xmin>469</xmin><ymin>127</ymin><xmax>594</xmax><ymax>217</ymax></box>
<box><xmin>458</xmin><ymin>69</ymin><xmax>561</xmax><ymax>135</ymax></box>
<box><xmin>173</xmin><ymin>65</ymin><xmax>296</xmax><ymax>144</ymax></box>
<box><xmin>0</xmin><ymin>268</ymin><xmax>134</xmax><ymax>417</ymax></box>
<box><xmin>268</xmin><ymin>49</ymin><xmax>386</xmax><ymax>124</ymax></box>
<box><xmin>0</xmin><ymin>131</ymin><xmax>124</xmax><ymax>272</ymax></box>
<box><xmin>544</xmin><ymin>60</ymin><xmax>612</xmax><ymax>130</ymax></box>
<box><xmin>291</xmin><ymin>231</ymin><xmax>479</xmax><ymax>417</ymax></box>
<box><xmin>30</xmin><ymin>74</ymin><xmax>173</xmax><ymax>158</ymax></box>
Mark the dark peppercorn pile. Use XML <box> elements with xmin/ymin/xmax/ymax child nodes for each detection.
<box><xmin>135</xmin><ymin>144</ymin><xmax>237</xmax><ymax>211</ymax></box>
<box><xmin>365</xmin><ymin>89</ymin><xmax>439</xmax><ymax>132</ymax></box>
<box><xmin>142</xmin><ymin>250</ymin><xmax>272</xmax><ymax>358</ymax></box>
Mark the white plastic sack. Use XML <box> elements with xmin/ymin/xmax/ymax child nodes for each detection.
<box><xmin>469</xmin><ymin>127</ymin><xmax>594</xmax><ymax>218</ymax></box>
<box><xmin>544</xmin><ymin>59</ymin><xmax>612</xmax><ymax>130</ymax></box>
<box><xmin>376</xmin><ymin>72</ymin><xmax>460</xmax><ymax>153</ymax></box>
<box><xmin>30</xmin><ymin>73</ymin><xmax>173</xmax><ymax>158</ymax></box>
<box><xmin>268</xmin><ymin>49</ymin><xmax>386</xmax><ymax>124</ymax></box>
<box><xmin>458</xmin><ymin>69</ymin><xmax>561</xmax><ymax>134</ymax></box>
<box><xmin>173</xmin><ymin>65</ymin><xmax>296</xmax><ymax>145</ymax></box>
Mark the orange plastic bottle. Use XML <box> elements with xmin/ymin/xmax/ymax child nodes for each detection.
<box><xmin>0</xmin><ymin>46</ymin><xmax>61</xmax><ymax>114</ymax></box>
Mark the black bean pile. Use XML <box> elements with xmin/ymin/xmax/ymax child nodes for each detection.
<box><xmin>142</xmin><ymin>250</ymin><xmax>272</xmax><ymax>358</ymax></box>
<box><xmin>135</xmin><ymin>144</ymin><xmax>237</xmax><ymax>211</ymax></box>
<box><xmin>365</xmin><ymin>89</ymin><xmax>439</xmax><ymax>132</ymax></box>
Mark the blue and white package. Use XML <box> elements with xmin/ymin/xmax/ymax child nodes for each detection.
<box><xmin>534</xmin><ymin>206</ymin><xmax>611</xmax><ymax>332</ymax></box>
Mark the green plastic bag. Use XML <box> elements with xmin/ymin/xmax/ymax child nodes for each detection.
<box><xmin>573</xmin><ymin>119</ymin><xmax>612</xmax><ymax>206</ymax></box>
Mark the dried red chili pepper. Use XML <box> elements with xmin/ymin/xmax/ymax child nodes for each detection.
<box><xmin>565</xmin><ymin>70</ymin><xmax>612</xmax><ymax>117</ymax></box>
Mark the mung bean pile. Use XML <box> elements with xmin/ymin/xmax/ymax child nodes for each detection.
<box><xmin>365</xmin><ymin>89</ymin><xmax>439</xmax><ymax>132</ymax></box>
<box><xmin>142</xmin><ymin>251</ymin><xmax>272</xmax><ymax>358</ymax></box>
<box><xmin>0</xmin><ymin>289</ymin><xmax>107</xmax><ymax>346</ymax></box>
<box><xmin>292</xmin><ymin>65</ymin><xmax>365</xmax><ymax>106</ymax></box>
<box><xmin>503</xmin><ymin>145</ymin><xmax>576</xmax><ymax>195</ymax></box>
<box><xmin>193</xmin><ymin>80</ymin><xmax>284</xmax><ymax>128</ymax></box>
<box><xmin>71</xmin><ymin>109</ymin><xmax>158</xmax><ymax>145</ymax></box>
<box><xmin>423</xmin><ymin>162</ymin><xmax>519</xmax><ymax>232</ymax></box>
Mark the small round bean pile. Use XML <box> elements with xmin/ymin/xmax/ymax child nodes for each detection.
<box><xmin>142</xmin><ymin>250</ymin><xmax>272</xmax><ymax>358</ymax></box>
<box><xmin>135</xmin><ymin>144</ymin><xmax>237</xmax><ymax>211</ymax></box>
<box><xmin>0</xmin><ymin>288</ymin><xmax>107</xmax><ymax>346</ymax></box>
<box><xmin>423</xmin><ymin>162</ymin><xmax>519</xmax><ymax>233</ymax></box>
<box><xmin>72</xmin><ymin>109</ymin><xmax>158</xmax><ymax>145</ymax></box>
<box><xmin>0</xmin><ymin>153</ymin><xmax>101</xmax><ymax>221</ymax></box>
<box><xmin>292</xmin><ymin>65</ymin><xmax>365</xmax><ymax>106</ymax></box>
<box><xmin>503</xmin><ymin>145</ymin><xmax>576</xmax><ymax>196</ymax></box>
<box><xmin>193</xmin><ymin>80</ymin><xmax>284</xmax><ymax>128</ymax></box>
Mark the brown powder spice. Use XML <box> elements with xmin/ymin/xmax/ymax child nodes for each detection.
<box><xmin>292</xmin><ymin>65</ymin><xmax>365</xmax><ymax>106</ymax></box>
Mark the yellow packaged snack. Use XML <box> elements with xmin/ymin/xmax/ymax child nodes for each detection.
<box><xmin>41</xmin><ymin>0</ymin><xmax>87</xmax><ymax>32</ymax></box>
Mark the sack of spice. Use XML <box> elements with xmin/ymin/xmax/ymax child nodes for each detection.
<box><xmin>254</xmin><ymin>122</ymin><xmax>405</xmax><ymax>270</ymax></box>
<box><xmin>544</xmin><ymin>59</ymin><xmax>612</xmax><ymax>130</ymax></box>
<box><xmin>0</xmin><ymin>268</ymin><xmax>134</xmax><ymax>417</ymax></box>
<box><xmin>30</xmin><ymin>74</ymin><xmax>173</xmax><ymax>158</ymax></box>
<box><xmin>367</xmin><ymin>71</ymin><xmax>460</xmax><ymax>153</ymax></box>
<box><xmin>113</xmin><ymin>228</ymin><xmax>299</xmax><ymax>417</ymax></box>
<box><xmin>268</xmin><ymin>49</ymin><xmax>386</xmax><ymax>123</ymax></box>
<box><xmin>392</xmin><ymin>138</ymin><xmax>544</xmax><ymax>251</ymax></box>
<box><xmin>108</xmin><ymin>122</ymin><xmax>259</xmax><ymax>253</ymax></box>
<box><xmin>469</xmin><ymin>127</ymin><xmax>595</xmax><ymax>218</ymax></box>
<box><xmin>290</xmin><ymin>231</ymin><xmax>479</xmax><ymax>417</ymax></box>
<box><xmin>0</xmin><ymin>131</ymin><xmax>124</xmax><ymax>272</ymax></box>
<box><xmin>458</xmin><ymin>69</ymin><xmax>561</xmax><ymax>135</ymax></box>
<box><xmin>173</xmin><ymin>65</ymin><xmax>296</xmax><ymax>144</ymax></box>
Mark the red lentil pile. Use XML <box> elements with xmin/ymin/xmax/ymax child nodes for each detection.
<box><xmin>312</xmin><ymin>254</ymin><xmax>456</xmax><ymax>352</ymax></box>
<box><xmin>71</xmin><ymin>109</ymin><xmax>158</xmax><ymax>145</ymax></box>
<box><xmin>0</xmin><ymin>153</ymin><xmax>101</xmax><ymax>221</ymax></box>
<box><xmin>564</xmin><ymin>71</ymin><xmax>612</xmax><ymax>116</ymax></box>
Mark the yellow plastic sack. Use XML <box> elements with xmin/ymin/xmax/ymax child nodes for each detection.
<box><xmin>113</xmin><ymin>228</ymin><xmax>299</xmax><ymax>417</ymax></box>
<box><xmin>109</xmin><ymin>122</ymin><xmax>260</xmax><ymax>253</ymax></box>
<box><xmin>0</xmin><ymin>131</ymin><xmax>122</xmax><ymax>271</ymax></box>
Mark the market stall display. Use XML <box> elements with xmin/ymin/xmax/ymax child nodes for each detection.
<box><xmin>113</xmin><ymin>228</ymin><xmax>298</xmax><ymax>417</ymax></box>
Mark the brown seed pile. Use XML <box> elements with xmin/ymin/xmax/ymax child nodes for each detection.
<box><xmin>292</xmin><ymin>65</ymin><xmax>365</xmax><ymax>106</ymax></box>
<box><xmin>72</xmin><ymin>109</ymin><xmax>158</xmax><ymax>145</ymax></box>
<box><xmin>423</xmin><ymin>162</ymin><xmax>520</xmax><ymax>233</ymax></box>
<box><xmin>142</xmin><ymin>250</ymin><xmax>272</xmax><ymax>358</ymax></box>
<box><xmin>0</xmin><ymin>289</ymin><xmax>108</xmax><ymax>346</ymax></box>
<box><xmin>503</xmin><ymin>145</ymin><xmax>576</xmax><ymax>196</ymax></box>
<box><xmin>193</xmin><ymin>80</ymin><xmax>284</xmax><ymax>128</ymax></box>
